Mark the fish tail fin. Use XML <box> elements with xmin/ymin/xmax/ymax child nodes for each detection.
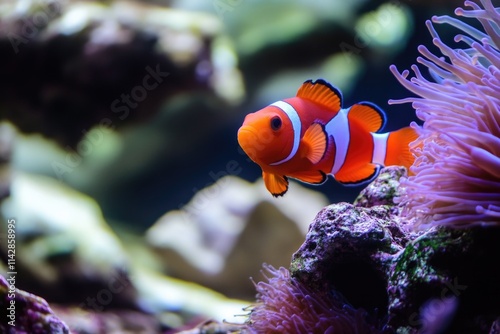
<box><xmin>384</xmin><ymin>126</ymin><xmax>419</xmax><ymax>173</ymax></box>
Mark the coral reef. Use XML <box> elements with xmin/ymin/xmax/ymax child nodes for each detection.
<box><xmin>389</xmin><ymin>0</ymin><xmax>500</xmax><ymax>229</ymax></box>
<box><xmin>1</xmin><ymin>1</ymin><xmax>498</xmax><ymax>333</ymax></box>
<box><xmin>0</xmin><ymin>274</ymin><xmax>69</xmax><ymax>334</ymax></box>
<box><xmin>245</xmin><ymin>166</ymin><xmax>500</xmax><ymax>333</ymax></box>
<box><xmin>2</xmin><ymin>166</ymin><xmax>497</xmax><ymax>333</ymax></box>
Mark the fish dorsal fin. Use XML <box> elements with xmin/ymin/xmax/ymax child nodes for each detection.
<box><xmin>296</xmin><ymin>79</ymin><xmax>342</xmax><ymax>112</ymax></box>
<box><xmin>334</xmin><ymin>163</ymin><xmax>381</xmax><ymax>185</ymax></box>
<box><xmin>263</xmin><ymin>171</ymin><xmax>289</xmax><ymax>197</ymax></box>
<box><xmin>289</xmin><ymin>170</ymin><xmax>327</xmax><ymax>185</ymax></box>
<box><xmin>301</xmin><ymin>122</ymin><xmax>327</xmax><ymax>164</ymax></box>
<box><xmin>348</xmin><ymin>102</ymin><xmax>387</xmax><ymax>133</ymax></box>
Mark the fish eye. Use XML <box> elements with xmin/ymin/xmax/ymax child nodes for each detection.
<box><xmin>270</xmin><ymin>116</ymin><xmax>282</xmax><ymax>131</ymax></box>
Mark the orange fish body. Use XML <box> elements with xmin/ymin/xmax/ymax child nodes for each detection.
<box><xmin>237</xmin><ymin>79</ymin><xmax>418</xmax><ymax>197</ymax></box>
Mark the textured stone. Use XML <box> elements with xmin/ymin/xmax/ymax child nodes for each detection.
<box><xmin>0</xmin><ymin>274</ymin><xmax>69</xmax><ymax>334</ymax></box>
<box><xmin>388</xmin><ymin>226</ymin><xmax>500</xmax><ymax>333</ymax></box>
<box><xmin>291</xmin><ymin>204</ymin><xmax>402</xmax><ymax>314</ymax></box>
<box><xmin>291</xmin><ymin>167</ymin><xmax>409</xmax><ymax>313</ymax></box>
<box><xmin>354</xmin><ymin>166</ymin><xmax>408</xmax><ymax>208</ymax></box>
<box><xmin>289</xmin><ymin>166</ymin><xmax>500</xmax><ymax>333</ymax></box>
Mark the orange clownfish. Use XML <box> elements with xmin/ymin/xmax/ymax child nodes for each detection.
<box><xmin>237</xmin><ymin>79</ymin><xmax>418</xmax><ymax>197</ymax></box>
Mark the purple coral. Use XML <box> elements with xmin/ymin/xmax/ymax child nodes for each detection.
<box><xmin>0</xmin><ymin>274</ymin><xmax>69</xmax><ymax>334</ymax></box>
<box><xmin>389</xmin><ymin>0</ymin><xmax>500</xmax><ymax>229</ymax></box>
<box><xmin>246</xmin><ymin>264</ymin><xmax>382</xmax><ymax>334</ymax></box>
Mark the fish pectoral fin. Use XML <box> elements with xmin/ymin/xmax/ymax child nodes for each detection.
<box><xmin>263</xmin><ymin>172</ymin><xmax>289</xmax><ymax>197</ymax></box>
<box><xmin>296</xmin><ymin>79</ymin><xmax>342</xmax><ymax>112</ymax></box>
<box><xmin>334</xmin><ymin>163</ymin><xmax>381</xmax><ymax>185</ymax></box>
<box><xmin>289</xmin><ymin>170</ymin><xmax>327</xmax><ymax>185</ymax></box>
<box><xmin>348</xmin><ymin>102</ymin><xmax>387</xmax><ymax>133</ymax></box>
<box><xmin>301</xmin><ymin>122</ymin><xmax>327</xmax><ymax>164</ymax></box>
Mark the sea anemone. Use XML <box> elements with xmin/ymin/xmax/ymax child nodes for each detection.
<box><xmin>245</xmin><ymin>264</ymin><xmax>381</xmax><ymax>334</ymax></box>
<box><xmin>389</xmin><ymin>0</ymin><xmax>500</xmax><ymax>229</ymax></box>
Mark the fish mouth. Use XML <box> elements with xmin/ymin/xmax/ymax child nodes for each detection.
<box><xmin>237</xmin><ymin>126</ymin><xmax>259</xmax><ymax>161</ymax></box>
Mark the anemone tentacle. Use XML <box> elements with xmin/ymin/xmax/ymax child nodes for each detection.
<box><xmin>389</xmin><ymin>0</ymin><xmax>500</xmax><ymax>229</ymax></box>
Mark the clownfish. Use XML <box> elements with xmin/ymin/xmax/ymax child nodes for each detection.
<box><xmin>237</xmin><ymin>79</ymin><xmax>418</xmax><ymax>197</ymax></box>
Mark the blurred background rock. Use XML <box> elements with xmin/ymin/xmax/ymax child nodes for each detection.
<box><xmin>0</xmin><ymin>0</ymin><xmax>466</xmax><ymax>331</ymax></box>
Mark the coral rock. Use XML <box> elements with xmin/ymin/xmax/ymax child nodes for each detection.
<box><xmin>388</xmin><ymin>226</ymin><xmax>500</xmax><ymax>333</ymax></box>
<box><xmin>291</xmin><ymin>167</ymin><xmax>410</xmax><ymax>315</ymax></box>
<box><xmin>0</xmin><ymin>274</ymin><xmax>69</xmax><ymax>334</ymax></box>
<box><xmin>287</xmin><ymin>166</ymin><xmax>500</xmax><ymax>333</ymax></box>
<box><xmin>354</xmin><ymin>165</ymin><xmax>407</xmax><ymax>208</ymax></box>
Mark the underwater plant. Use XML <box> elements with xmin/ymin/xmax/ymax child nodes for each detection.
<box><xmin>245</xmin><ymin>264</ymin><xmax>381</xmax><ymax>334</ymax></box>
<box><xmin>389</xmin><ymin>0</ymin><xmax>500</xmax><ymax>229</ymax></box>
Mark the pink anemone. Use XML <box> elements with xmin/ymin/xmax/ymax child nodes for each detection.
<box><xmin>389</xmin><ymin>0</ymin><xmax>500</xmax><ymax>229</ymax></box>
